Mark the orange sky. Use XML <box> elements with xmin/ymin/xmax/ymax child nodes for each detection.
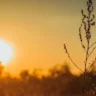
<box><xmin>0</xmin><ymin>0</ymin><xmax>96</xmax><ymax>75</ymax></box>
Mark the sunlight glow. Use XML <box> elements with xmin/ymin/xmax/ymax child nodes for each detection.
<box><xmin>0</xmin><ymin>40</ymin><xmax>13</xmax><ymax>65</ymax></box>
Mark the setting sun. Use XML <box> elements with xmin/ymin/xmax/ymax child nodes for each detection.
<box><xmin>0</xmin><ymin>40</ymin><xmax>13</xmax><ymax>65</ymax></box>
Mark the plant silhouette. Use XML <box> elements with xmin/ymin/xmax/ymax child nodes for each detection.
<box><xmin>64</xmin><ymin>0</ymin><xmax>96</xmax><ymax>96</ymax></box>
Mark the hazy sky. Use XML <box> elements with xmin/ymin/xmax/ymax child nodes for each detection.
<box><xmin>0</xmin><ymin>0</ymin><xmax>96</xmax><ymax>75</ymax></box>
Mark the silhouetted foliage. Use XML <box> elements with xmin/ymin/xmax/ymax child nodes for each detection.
<box><xmin>0</xmin><ymin>62</ymin><xmax>95</xmax><ymax>96</ymax></box>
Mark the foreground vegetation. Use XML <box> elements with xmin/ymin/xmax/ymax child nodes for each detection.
<box><xmin>0</xmin><ymin>63</ymin><xmax>95</xmax><ymax>96</ymax></box>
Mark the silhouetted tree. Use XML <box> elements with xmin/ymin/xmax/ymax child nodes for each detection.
<box><xmin>20</xmin><ymin>70</ymin><xmax>29</xmax><ymax>80</ymax></box>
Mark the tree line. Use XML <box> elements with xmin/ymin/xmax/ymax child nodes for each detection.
<box><xmin>0</xmin><ymin>63</ymin><xmax>95</xmax><ymax>96</ymax></box>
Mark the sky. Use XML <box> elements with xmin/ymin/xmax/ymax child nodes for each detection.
<box><xmin>0</xmin><ymin>0</ymin><xmax>96</xmax><ymax>75</ymax></box>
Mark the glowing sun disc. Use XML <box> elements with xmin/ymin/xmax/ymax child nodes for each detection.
<box><xmin>0</xmin><ymin>40</ymin><xmax>13</xmax><ymax>65</ymax></box>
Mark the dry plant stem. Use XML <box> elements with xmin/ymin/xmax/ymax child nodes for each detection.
<box><xmin>64</xmin><ymin>0</ymin><xmax>95</xmax><ymax>96</ymax></box>
<box><xmin>87</xmin><ymin>58</ymin><xmax>96</xmax><ymax>71</ymax></box>
<box><xmin>81</xmin><ymin>0</ymin><xmax>95</xmax><ymax>95</ymax></box>
<box><xmin>89</xmin><ymin>42</ymin><xmax>96</xmax><ymax>49</ymax></box>
<box><xmin>83</xmin><ymin>43</ymin><xmax>89</xmax><ymax>96</ymax></box>
<box><xmin>88</xmin><ymin>47</ymin><xmax>96</xmax><ymax>58</ymax></box>
<box><xmin>64</xmin><ymin>44</ymin><xmax>83</xmax><ymax>73</ymax></box>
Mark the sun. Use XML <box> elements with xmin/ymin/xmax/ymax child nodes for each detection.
<box><xmin>0</xmin><ymin>40</ymin><xmax>13</xmax><ymax>65</ymax></box>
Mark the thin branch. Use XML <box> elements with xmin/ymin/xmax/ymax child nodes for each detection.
<box><xmin>64</xmin><ymin>44</ymin><xmax>83</xmax><ymax>72</ymax></box>
<box><xmin>68</xmin><ymin>55</ymin><xmax>83</xmax><ymax>73</ymax></box>
<box><xmin>88</xmin><ymin>46</ymin><xmax>96</xmax><ymax>58</ymax></box>
<box><xmin>89</xmin><ymin>41</ymin><xmax>96</xmax><ymax>49</ymax></box>
<box><xmin>87</xmin><ymin>57</ymin><xmax>96</xmax><ymax>71</ymax></box>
